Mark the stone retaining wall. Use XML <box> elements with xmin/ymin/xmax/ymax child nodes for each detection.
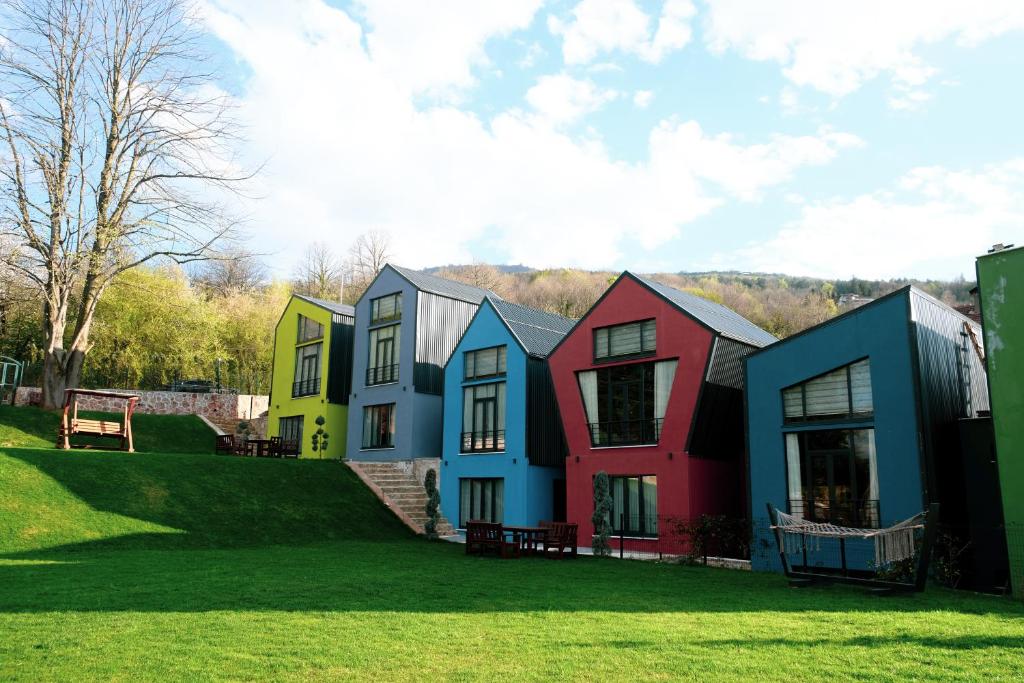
<box><xmin>14</xmin><ymin>387</ymin><xmax>268</xmax><ymax>435</ymax></box>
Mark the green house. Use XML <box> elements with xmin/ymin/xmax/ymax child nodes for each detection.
<box><xmin>977</xmin><ymin>244</ymin><xmax>1024</xmax><ymax>598</ymax></box>
<box><xmin>267</xmin><ymin>295</ymin><xmax>355</xmax><ymax>459</ymax></box>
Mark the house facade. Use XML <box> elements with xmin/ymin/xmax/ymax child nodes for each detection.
<box><xmin>977</xmin><ymin>244</ymin><xmax>1024</xmax><ymax>598</ymax></box>
<box><xmin>548</xmin><ymin>272</ymin><xmax>775</xmax><ymax>549</ymax></box>
<box><xmin>746</xmin><ymin>287</ymin><xmax>992</xmax><ymax>577</ymax></box>
<box><xmin>440</xmin><ymin>297</ymin><xmax>574</xmax><ymax>529</ymax></box>
<box><xmin>267</xmin><ymin>295</ymin><xmax>355</xmax><ymax>458</ymax></box>
<box><xmin>345</xmin><ymin>265</ymin><xmax>492</xmax><ymax>462</ymax></box>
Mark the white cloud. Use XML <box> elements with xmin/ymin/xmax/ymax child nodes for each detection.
<box><xmin>633</xmin><ymin>89</ymin><xmax>654</xmax><ymax>108</ymax></box>
<box><xmin>549</xmin><ymin>0</ymin><xmax>694</xmax><ymax>65</ymax></box>
<box><xmin>517</xmin><ymin>41</ymin><xmax>546</xmax><ymax>69</ymax></box>
<box><xmin>526</xmin><ymin>74</ymin><xmax>618</xmax><ymax>125</ymax></box>
<box><xmin>727</xmin><ymin>160</ymin><xmax>1024</xmax><ymax>278</ymax></box>
<box><xmin>703</xmin><ymin>0</ymin><xmax>1024</xmax><ymax>101</ymax></box>
<box><xmin>200</xmin><ymin>0</ymin><xmax>860</xmax><ymax>272</ymax></box>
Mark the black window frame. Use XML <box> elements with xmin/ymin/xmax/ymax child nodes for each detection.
<box><xmin>278</xmin><ymin>416</ymin><xmax>304</xmax><ymax>455</ymax></box>
<box><xmin>459</xmin><ymin>477</ymin><xmax>504</xmax><ymax>527</ymax></box>
<box><xmin>784</xmin><ymin>428</ymin><xmax>879</xmax><ymax>529</ymax></box>
<box><xmin>782</xmin><ymin>357</ymin><xmax>873</xmax><ymax>425</ymax></box>
<box><xmin>370</xmin><ymin>292</ymin><xmax>402</xmax><ymax>325</ymax></box>
<box><xmin>366</xmin><ymin>323</ymin><xmax>400</xmax><ymax>386</ymax></box>
<box><xmin>292</xmin><ymin>341</ymin><xmax>322</xmax><ymax>397</ymax></box>
<box><xmin>463</xmin><ymin>345</ymin><xmax>507</xmax><ymax>381</ymax></box>
<box><xmin>461</xmin><ymin>381</ymin><xmax>506</xmax><ymax>453</ymax></box>
<box><xmin>593</xmin><ymin>318</ymin><xmax>656</xmax><ymax>363</ymax></box>
<box><xmin>606</xmin><ymin>474</ymin><xmax>658</xmax><ymax>538</ymax></box>
<box><xmin>583</xmin><ymin>361</ymin><xmax>661</xmax><ymax>447</ymax></box>
<box><xmin>361</xmin><ymin>403</ymin><xmax>396</xmax><ymax>450</ymax></box>
<box><xmin>297</xmin><ymin>314</ymin><xmax>324</xmax><ymax>344</ymax></box>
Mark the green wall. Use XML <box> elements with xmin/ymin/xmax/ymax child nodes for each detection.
<box><xmin>978</xmin><ymin>246</ymin><xmax>1024</xmax><ymax>597</ymax></box>
<box><xmin>267</xmin><ymin>297</ymin><xmax>348</xmax><ymax>459</ymax></box>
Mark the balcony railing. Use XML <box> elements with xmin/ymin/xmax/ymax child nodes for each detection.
<box><xmin>461</xmin><ymin>430</ymin><xmax>506</xmax><ymax>453</ymax></box>
<box><xmin>292</xmin><ymin>377</ymin><xmax>321</xmax><ymax>397</ymax></box>
<box><xmin>366</xmin><ymin>364</ymin><xmax>399</xmax><ymax>386</ymax></box>
<box><xmin>787</xmin><ymin>498</ymin><xmax>880</xmax><ymax>529</ymax></box>
<box><xmin>587</xmin><ymin>418</ymin><xmax>663</xmax><ymax>447</ymax></box>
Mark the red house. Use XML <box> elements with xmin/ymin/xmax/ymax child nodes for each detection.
<box><xmin>548</xmin><ymin>272</ymin><xmax>776</xmax><ymax>550</ymax></box>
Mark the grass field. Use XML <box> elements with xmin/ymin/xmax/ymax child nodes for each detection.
<box><xmin>1</xmin><ymin>405</ymin><xmax>1023</xmax><ymax>681</ymax></box>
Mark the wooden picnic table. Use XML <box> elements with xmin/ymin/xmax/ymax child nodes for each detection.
<box><xmin>503</xmin><ymin>525</ymin><xmax>549</xmax><ymax>555</ymax></box>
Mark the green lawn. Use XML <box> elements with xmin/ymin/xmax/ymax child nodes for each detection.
<box><xmin>1</xmin><ymin>407</ymin><xmax>1023</xmax><ymax>681</ymax></box>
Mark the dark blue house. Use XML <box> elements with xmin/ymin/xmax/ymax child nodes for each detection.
<box><xmin>746</xmin><ymin>286</ymin><xmax>989</xmax><ymax>572</ymax></box>
<box><xmin>440</xmin><ymin>297</ymin><xmax>574</xmax><ymax>529</ymax></box>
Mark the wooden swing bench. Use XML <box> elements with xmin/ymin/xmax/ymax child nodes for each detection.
<box><xmin>57</xmin><ymin>389</ymin><xmax>141</xmax><ymax>453</ymax></box>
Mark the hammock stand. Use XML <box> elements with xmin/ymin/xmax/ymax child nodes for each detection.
<box><xmin>766</xmin><ymin>502</ymin><xmax>940</xmax><ymax>593</ymax></box>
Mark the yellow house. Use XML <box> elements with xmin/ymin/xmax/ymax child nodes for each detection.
<box><xmin>267</xmin><ymin>295</ymin><xmax>355</xmax><ymax>458</ymax></box>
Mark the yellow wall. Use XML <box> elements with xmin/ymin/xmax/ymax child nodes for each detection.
<box><xmin>267</xmin><ymin>297</ymin><xmax>349</xmax><ymax>459</ymax></box>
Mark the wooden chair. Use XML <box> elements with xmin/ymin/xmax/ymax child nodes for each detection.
<box><xmin>215</xmin><ymin>434</ymin><xmax>236</xmax><ymax>455</ymax></box>
<box><xmin>542</xmin><ymin>522</ymin><xmax>578</xmax><ymax>559</ymax></box>
<box><xmin>268</xmin><ymin>436</ymin><xmax>282</xmax><ymax>457</ymax></box>
<box><xmin>57</xmin><ymin>389</ymin><xmax>140</xmax><ymax>452</ymax></box>
<box><xmin>465</xmin><ymin>521</ymin><xmax>519</xmax><ymax>558</ymax></box>
<box><xmin>279</xmin><ymin>439</ymin><xmax>299</xmax><ymax>458</ymax></box>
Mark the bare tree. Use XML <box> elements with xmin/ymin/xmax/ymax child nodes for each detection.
<box><xmin>0</xmin><ymin>0</ymin><xmax>247</xmax><ymax>408</ymax></box>
<box><xmin>344</xmin><ymin>230</ymin><xmax>391</xmax><ymax>300</ymax></box>
<box><xmin>292</xmin><ymin>241</ymin><xmax>344</xmax><ymax>300</ymax></box>
<box><xmin>193</xmin><ymin>248</ymin><xmax>267</xmax><ymax>296</ymax></box>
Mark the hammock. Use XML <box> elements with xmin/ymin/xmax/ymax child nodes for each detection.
<box><xmin>772</xmin><ymin>509</ymin><xmax>926</xmax><ymax>566</ymax></box>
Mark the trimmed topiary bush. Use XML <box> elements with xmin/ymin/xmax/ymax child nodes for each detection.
<box><xmin>592</xmin><ymin>470</ymin><xmax>613</xmax><ymax>556</ymax></box>
<box><xmin>424</xmin><ymin>468</ymin><xmax>441</xmax><ymax>540</ymax></box>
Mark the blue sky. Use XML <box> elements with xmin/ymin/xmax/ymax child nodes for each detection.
<box><xmin>200</xmin><ymin>1</ymin><xmax>1024</xmax><ymax>280</ymax></box>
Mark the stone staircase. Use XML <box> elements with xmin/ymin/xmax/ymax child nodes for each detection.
<box><xmin>348</xmin><ymin>461</ymin><xmax>456</xmax><ymax>536</ymax></box>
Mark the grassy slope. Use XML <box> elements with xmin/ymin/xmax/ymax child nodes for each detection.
<box><xmin>1</xmin><ymin>407</ymin><xmax>1023</xmax><ymax>681</ymax></box>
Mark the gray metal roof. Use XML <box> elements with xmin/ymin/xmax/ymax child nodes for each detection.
<box><xmin>489</xmin><ymin>297</ymin><xmax>576</xmax><ymax>357</ymax></box>
<box><xmin>634</xmin><ymin>274</ymin><xmax>777</xmax><ymax>347</ymax></box>
<box><xmin>294</xmin><ymin>294</ymin><xmax>355</xmax><ymax>317</ymax></box>
<box><xmin>389</xmin><ymin>264</ymin><xmax>496</xmax><ymax>304</ymax></box>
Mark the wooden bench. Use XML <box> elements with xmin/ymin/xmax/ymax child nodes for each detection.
<box><xmin>541</xmin><ymin>522</ymin><xmax>578</xmax><ymax>559</ymax></box>
<box><xmin>215</xmin><ymin>434</ymin><xmax>236</xmax><ymax>455</ymax></box>
<box><xmin>57</xmin><ymin>389</ymin><xmax>140</xmax><ymax>452</ymax></box>
<box><xmin>465</xmin><ymin>521</ymin><xmax>519</xmax><ymax>558</ymax></box>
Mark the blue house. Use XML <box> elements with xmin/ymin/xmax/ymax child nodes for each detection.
<box><xmin>746</xmin><ymin>286</ymin><xmax>989</xmax><ymax>573</ymax></box>
<box><xmin>346</xmin><ymin>265</ymin><xmax>493</xmax><ymax>463</ymax></box>
<box><xmin>440</xmin><ymin>297</ymin><xmax>575</xmax><ymax>529</ymax></box>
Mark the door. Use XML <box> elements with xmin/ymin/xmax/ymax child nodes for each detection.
<box><xmin>552</xmin><ymin>479</ymin><xmax>566</xmax><ymax>522</ymax></box>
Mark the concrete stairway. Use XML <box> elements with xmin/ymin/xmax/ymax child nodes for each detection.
<box><xmin>348</xmin><ymin>462</ymin><xmax>456</xmax><ymax>536</ymax></box>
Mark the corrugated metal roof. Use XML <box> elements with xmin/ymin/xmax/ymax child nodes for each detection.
<box><xmin>634</xmin><ymin>274</ymin><xmax>777</xmax><ymax>347</ymax></box>
<box><xmin>389</xmin><ymin>264</ymin><xmax>496</xmax><ymax>304</ymax></box>
<box><xmin>489</xmin><ymin>297</ymin><xmax>575</xmax><ymax>357</ymax></box>
<box><xmin>294</xmin><ymin>294</ymin><xmax>355</xmax><ymax>317</ymax></box>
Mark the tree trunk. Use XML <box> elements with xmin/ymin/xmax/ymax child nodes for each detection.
<box><xmin>41</xmin><ymin>300</ymin><xmax>68</xmax><ymax>410</ymax></box>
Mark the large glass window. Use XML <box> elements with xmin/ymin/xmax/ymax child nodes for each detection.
<box><xmin>785</xmin><ymin>429</ymin><xmax>879</xmax><ymax>528</ymax></box>
<box><xmin>461</xmin><ymin>382</ymin><xmax>506</xmax><ymax>452</ymax></box>
<box><xmin>464</xmin><ymin>345</ymin><xmax>507</xmax><ymax>381</ymax></box>
<box><xmin>367</xmin><ymin>324</ymin><xmax>400</xmax><ymax>385</ymax></box>
<box><xmin>594</xmin><ymin>319</ymin><xmax>656</xmax><ymax>361</ymax></box>
<box><xmin>459</xmin><ymin>478</ymin><xmax>504</xmax><ymax>526</ymax></box>
<box><xmin>279</xmin><ymin>416</ymin><xmax>303</xmax><ymax>455</ymax></box>
<box><xmin>293</xmin><ymin>342</ymin><xmax>322</xmax><ymax>397</ymax></box>
<box><xmin>577</xmin><ymin>359</ymin><xmax>676</xmax><ymax>446</ymax></box>
<box><xmin>371</xmin><ymin>292</ymin><xmax>402</xmax><ymax>324</ymax></box>
<box><xmin>362</xmin><ymin>403</ymin><xmax>395</xmax><ymax>449</ymax></box>
<box><xmin>607</xmin><ymin>475</ymin><xmax>658</xmax><ymax>537</ymax></box>
<box><xmin>782</xmin><ymin>359</ymin><xmax>873</xmax><ymax>423</ymax></box>
<box><xmin>297</xmin><ymin>315</ymin><xmax>324</xmax><ymax>343</ymax></box>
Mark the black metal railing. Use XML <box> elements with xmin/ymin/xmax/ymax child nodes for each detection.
<box><xmin>787</xmin><ymin>498</ymin><xmax>880</xmax><ymax>529</ymax></box>
<box><xmin>587</xmin><ymin>418</ymin><xmax>663</xmax><ymax>447</ymax></box>
<box><xmin>292</xmin><ymin>377</ymin><xmax>321</xmax><ymax>397</ymax></box>
<box><xmin>461</xmin><ymin>430</ymin><xmax>506</xmax><ymax>453</ymax></box>
<box><xmin>611</xmin><ymin>513</ymin><xmax>659</xmax><ymax>539</ymax></box>
<box><xmin>366</xmin><ymin>364</ymin><xmax>399</xmax><ymax>386</ymax></box>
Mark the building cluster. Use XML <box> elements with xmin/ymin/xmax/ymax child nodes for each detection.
<box><xmin>267</xmin><ymin>247</ymin><xmax>1023</xmax><ymax>596</ymax></box>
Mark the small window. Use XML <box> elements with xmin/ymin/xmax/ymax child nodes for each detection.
<box><xmin>279</xmin><ymin>416</ymin><xmax>304</xmax><ymax>455</ymax></box>
<box><xmin>594</xmin><ymin>319</ymin><xmax>656</xmax><ymax>361</ymax></box>
<box><xmin>459</xmin><ymin>478</ymin><xmax>504</xmax><ymax>526</ymax></box>
<box><xmin>293</xmin><ymin>342</ymin><xmax>322</xmax><ymax>397</ymax></box>
<box><xmin>297</xmin><ymin>314</ymin><xmax>324</xmax><ymax>343</ymax></box>
<box><xmin>371</xmin><ymin>292</ymin><xmax>402</xmax><ymax>325</ymax></box>
<box><xmin>464</xmin><ymin>346</ymin><xmax>507</xmax><ymax>381</ymax></box>
<box><xmin>362</xmin><ymin>403</ymin><xmax>395</xmax><ymax>449</ymax></box>
<box><xmin>782</xmin><ymin>359</ymin><xmax>873</xmax><ymax>424</ymax></box>
<box><xmin>607</xmin><ymin>475</ymin><xmax>657</xmax><ymax>537</ymax></box>
<box><xmin>367</xmin><ymin>324</ymin><xmax>400</xmax><ymax>385</ymax></box>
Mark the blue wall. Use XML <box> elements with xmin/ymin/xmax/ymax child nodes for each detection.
<box><xmin>346</xmin><ymin>267</ymin><xmax>424</xmax><ymax>462</ymax></box>
<box><xmin>440</xmin><ymin>301</ymin><xmax>562</xmax><ymax>528</ymax></box>
<box><xmin>746</xmin><ymin>291</ymin><xmax>926</xmax><ymax>571</ymax></box>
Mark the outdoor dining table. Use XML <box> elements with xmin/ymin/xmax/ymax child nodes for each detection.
<box><xmin>503</xmin><ymin>525</ymin><xmax>549</xmax><ymax>555</ymax></box>
<box><xmin>245</xmin><ymin>439</ymin><xmax>272</xmax><ymax>457</ymax></box>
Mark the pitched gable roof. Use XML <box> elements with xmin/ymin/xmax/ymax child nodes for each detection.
<box><xmin>388</xmin><ymin>264</ymin><xmax>495</xmax><ymax>304</ymax></box>
<box><xmin>294</xmin><ymin>294</ymin><xmax>355</xmax><ymax>318</ymax></box>
<box><xmin>633</xmin><ymin>274</ymin><xmax>777</xmax><ymax>347</ymax></box>
<box><xmin>489</xmin><ymin>297</ymin><xmax>575</xmax><ymax>358</ymax></box>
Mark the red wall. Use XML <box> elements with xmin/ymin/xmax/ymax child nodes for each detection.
<box><xmin>549</xmin><ymin>274</ymin><xmax>741</xmax><ymax>546</ymax></box>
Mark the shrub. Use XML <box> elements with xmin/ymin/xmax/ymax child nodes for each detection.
<box><xmin>592</xmin><ymin>471</ymin><xmax>613</xmax><ymax>556</ymax></box>
<box><xmin>424</xmin><ymin>469</ymin><xmax>441</xmax><ymax>540</ymax></box>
